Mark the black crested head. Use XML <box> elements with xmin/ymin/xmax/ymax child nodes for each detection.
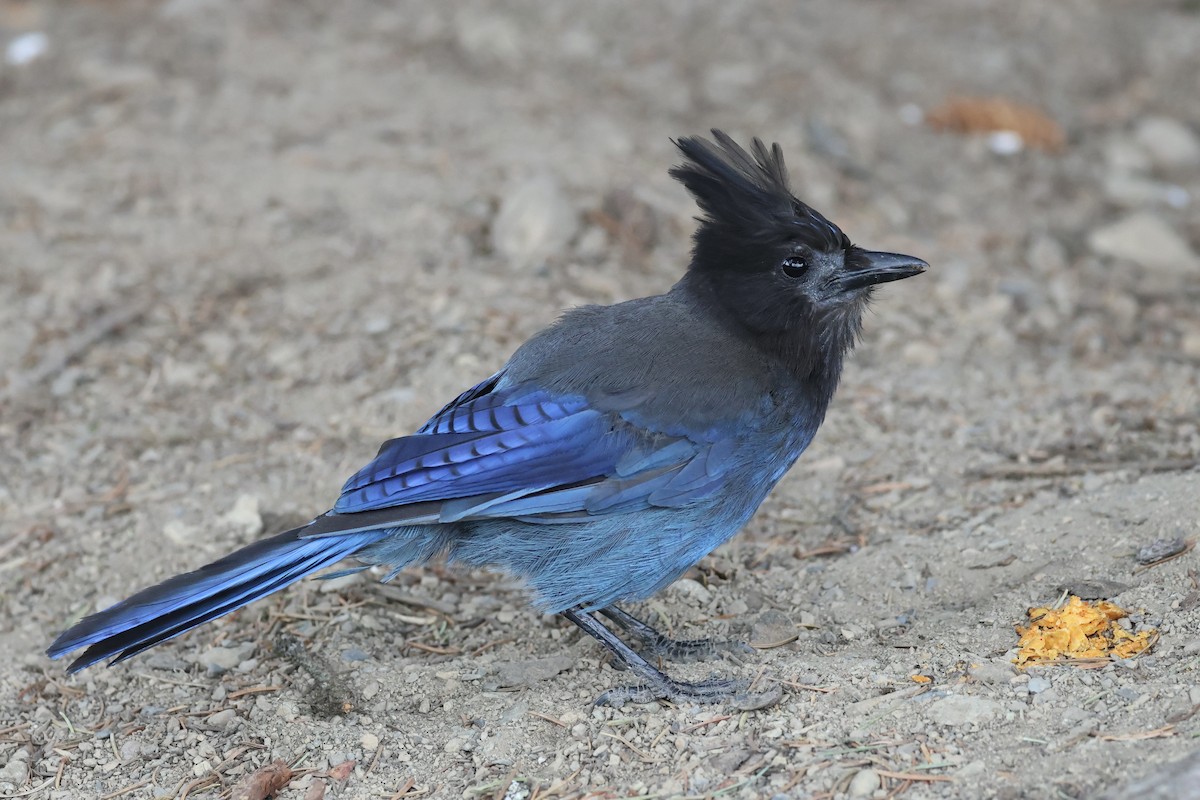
<box><xmin>671</xmin><ymin>130</ymin><xmax>848</xmax><ymax>275</ymax></box>
<box><xmin>670</xmin><ymin>130</ymin><xmax>927</xmax><ymax>389</ymax></box>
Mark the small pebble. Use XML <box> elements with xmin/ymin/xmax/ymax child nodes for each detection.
<box><xmin>1136</xmin><ymin>536</ymin><xmax>1186</xmax><ymax>565</ymax></box>
<box><xmin>221</xmin><ymin>493</ymin><xmax>263</xmax><ymax>536</ymax></box>
<box><xmin>847</xmin><ymin>768</ymin><xmax>881</xmax><ymax>797</ymax></box>
<box><xmin>197</xmin><ymin>645</ymin><xmax>247</xmax><ymax>673</ymax></box>
<box><xmin>5</xmin><ymin>32</ymin><xmax>48</xmax><ymax>66</ymax></box>
<box><xmin>1134</xmin><ymin>116</ymin><xmax>1200</xmax><ymax>168</ymax></box>
<box><xmin>672</xmin><ymin>578</ymin><xmax>713</xmax><ymax>605</ymax></box>
<box><xmin>206</xmin><ymin>709</ymin><xmax>236</xmax><ymax>729</ymax></box>
<box><xmin>987</xmin><ymin>131</ymin><xmax>1024</xmax><ymax>156</ymax></box>
<box><xmin>490</xmin><ymin>175</ymin><xmax>578</xmax><ymax>265</ymax></box>
<box><xmin>1089</xmin><ymin>213</ymin><xmax>1198</xmax><ymax>274</ymax></box>
<box><xmin>927</xmin><ymin>694</ymin><xmax>1002</xmax><ymax>726</ymax></box>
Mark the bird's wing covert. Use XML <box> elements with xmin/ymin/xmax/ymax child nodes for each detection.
<box><xmin>323</xmin><ymin>376</ymin><xmax>739</xmax><ymax>527</ymax></box>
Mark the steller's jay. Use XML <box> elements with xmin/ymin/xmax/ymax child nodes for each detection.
<box><xmin>48</xmin><ymin>131</ymin><xmax>926</xmax><ymax>705</ymax></box>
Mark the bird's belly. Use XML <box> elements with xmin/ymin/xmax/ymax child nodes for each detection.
<box><xmin>446</xmin><ymin>452</ymin><xmax>798</xmax><ymax>612</ymax></box>
<box><xmin>436</xmin><ymin>420</ymin><xmax>815</xmax><ymax>611</ymax></box>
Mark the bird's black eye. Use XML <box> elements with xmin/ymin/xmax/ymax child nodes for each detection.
<box><xmin>781</xmin><ymin>256</ymin><xmax>809</xmax><ymax>278</ymax></box>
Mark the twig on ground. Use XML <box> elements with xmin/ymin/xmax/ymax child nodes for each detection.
<box><xmin>970</xmin><ymin>458</ymin><xmax>1196</xmax><ymax>480</ymax></box>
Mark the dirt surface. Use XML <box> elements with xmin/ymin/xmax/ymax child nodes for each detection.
<box><xmin>2</xmin><ymin>2</ymin><xmax>1200</xmax><ymax>798</ymax></box>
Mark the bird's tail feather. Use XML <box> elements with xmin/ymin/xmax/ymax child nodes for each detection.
<box><xmin>47</xmin><ymin>527</ymin><xmax>387</xmax><ymax>673</ymax></box>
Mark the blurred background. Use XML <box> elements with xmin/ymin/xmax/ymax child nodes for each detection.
<box><xmin>1</xmin><ymin>1</ymin><xmax>1198</xmax><ymax>798</ymax></box>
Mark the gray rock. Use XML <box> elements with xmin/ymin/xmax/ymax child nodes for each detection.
<box><xmin>490</xmin><ymin>175</ymin><xmax>578</xmax><ymax>265</ymax></box>
<box><xmin>1103</xmin><ymin>174</ymin><xmax>1189</xmax><ymax>209</ymax></box>
<box><xmin>1180</xmin><ymin>327</ymin><xmax>1200</xmax><ymax>359</ymax></box>
<box><xmin>1100</xmin><ymin>748</ymin><xmax>1200</xmax><ymax>800</ymax></box>
<box><xmin>1134</xmin><ymin>116</ymin><xmax>1200</xmax><ymax>169</ymax></box>
<box><xmin>671</xmin><ymin>578</ymin><xmax>713</xmax><ymax>606</ymax></box>
<box><xmin>119</xmin><ymin>739</ymin><xmax>152</xmax><ymax>760</ymax></box>
<box><xmin>318</xmin><ymin>572</ymin><xmax>361</xmax><ymax>593</ymax></box>
<box><xmin>712</xmin><ymin>747</ymin><xmax>753</xmax><ymax>775</ymax></box>
<box><xmin>968</xmin><ymin>660</ymin><xmax>1017</xmax><ymax>685</ymax></box>
<box><xmin>143</xmin><ymin>652</ymin><xmax>190</xmax><ymax>671</ymax></box>
<box><xmin>454</xmin><ymin>12</ymin><xmax>523</xmax><ymax>66</ymax></box>
<box><xmin>751</xmin><ymin>609</ymin><xmax>796</xmax><ymax>645</ymax></box>
<box><xmin>1103</xmin><ymin>137</ymin><xmax>1152</xmax><ymax>173</ymax></box>
<box><xmin>0</xmin><ymin>749</ymin><xmax>30</xmax><ymax>792</ymax></box>
<box><xmin>162</xmin><ymin>519</ymin><xmax>198</xmax><ymax>546</ymax></box>
<box><xmin>206</xmin><ymin>709</ymin><xmax>237</xmax><ymax>729</ymax></box>
<box><xmin>221</xmin><ymin>493</ymin><xmax>263</xmax><ymax>537</ymax></box>
<box><xmin>199</xmin><ymin>330</ymin><xmax>236</xmax><ymax>366</ymax></box>
<box><xmin>926</xmin><ymin>694</ymin><xmax>1002</xmax><ymax>726</ymax></box>
<box><xmin>1057</xmin><ymin>579</ymin><xmax>1130</xmax><ymax>599</ymax></box>
<box><xmin>848</xmin><ymin>768</ymin><xmax>881</xmax><ymax>797</ymax></box>
<box><xmin>1088</xmin><ymin>212</ymin><xmax>1199</xmax><ymax>273</ymax></box>
<box><xmin>1136</xmin><ymin>536</ymin><xmax>1187</xmax><ymax>564</ymax></box>
<box><xmin>492</xmin><ymin>654</ymin><xmax>576</xmax><ymax>688</ymax></box>
<box><xmin>50</xmin><ymin>366</ymin><xmax>86</xmax><ymax>398</ymax></box>
<box><xmin>160</xmin><ymin>0</ymin><xmax>227</xmax><ymax>19</ymax></box>
<box><xmin>702</xmin><ymin>62</ymin><xmax>758</xmax><ymax>106</ymax></box>
<box><xmin>1025</xmin><ymin>233</ymin><xmax>1068</xmax><ymax>276</ymax></box>
<box><xmin>196</xmin><ymin>644</ymin><xmax>252</xmax><ymax>673</ymax></box>
<box><xmin>76</xmin><ymin>59</ymin><xmax>157</xmax><ymax>94</ymax></box>
<box><xmin>988</xmin><ymin>130</ymin><xmax>1025</xmax><ymax>156</ymax></box>
<box><xmin>1027</xmin><ymin>676</ymin><xmax>1052</xmax><ymax>694</ymax></box>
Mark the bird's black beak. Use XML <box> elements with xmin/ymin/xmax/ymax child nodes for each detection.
<box><xmin>839</xmin><ymin>250</ymin><xmax>928</xmax><ymax>292</ymax></box>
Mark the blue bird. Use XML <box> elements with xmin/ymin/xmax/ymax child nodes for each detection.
<box><xmin>48</xmin><ymin>131</ymin><xmax>926</xmax><ymax>704</ymax></box>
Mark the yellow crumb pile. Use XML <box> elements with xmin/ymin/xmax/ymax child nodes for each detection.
<box><xmin>1014</xmin><ymin>596</ymin><xmax>1155</xmax><ymax>666</ymax></box>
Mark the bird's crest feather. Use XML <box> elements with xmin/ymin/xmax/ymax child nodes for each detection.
<box><xmin>671</xmin><ymin>129</ymin><xmax>848</xmax><ymax>273</ymax></box>
<box><xmin>670</xmin><ymin>130</ymin><xmax>792</xmax><ymax>229</ymax></box>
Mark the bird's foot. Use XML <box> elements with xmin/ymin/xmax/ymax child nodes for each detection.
<box><xmin>630</xmin><ymin>631</ymin><xmax>754</xmax><ymax>663</ymax></box>
<box><xmin>563</xmin><ymin>607</ymin><xmax>780</xmax><ymax>710</ymax></box>
<box><xmin>595</xmin><ymin>674</ymin><xmax>782</xmax><ymax>708</ymax></box>
<box><xmin>599</xmin><ymin>606</ymin><xmax>753</xmax><ymax>663</ymax></box>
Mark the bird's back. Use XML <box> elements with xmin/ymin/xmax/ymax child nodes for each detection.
<box><xmin>499</xmin><ymin>282</ymin><xmax>817</xmax><ymax>438</ymax></box>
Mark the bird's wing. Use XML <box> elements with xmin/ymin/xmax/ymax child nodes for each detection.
<box><xmin>306</xmin><ymin>376</ymin><xmax>738</xmax><ymax>533</ymax></box>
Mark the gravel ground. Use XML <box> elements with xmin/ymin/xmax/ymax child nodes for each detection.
<box><xmin>2</xmin><ymin>2</ymin><xmax>1199</xmax><ymax>798</ymax></box>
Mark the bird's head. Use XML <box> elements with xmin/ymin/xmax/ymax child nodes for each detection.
<box><xmin>671</xmin><ymin>130</ymin><xmax>926</xmax><ymax>355</ymax></box>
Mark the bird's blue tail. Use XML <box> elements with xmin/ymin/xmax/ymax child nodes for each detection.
<box><xmin>47</xmin><ymin>527</ymin><xmax>385</xmax><ymax>673</ymax></box>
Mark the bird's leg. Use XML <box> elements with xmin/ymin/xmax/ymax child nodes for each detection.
<box><xmin>563</xmin><ymin>606</ymin><xmax>755</xmax><ymax>706</ymax></box>
<box><xmin>598</xmin><ymin>605</ymin><xmax>753</xmax><ymax>662</ymax></box>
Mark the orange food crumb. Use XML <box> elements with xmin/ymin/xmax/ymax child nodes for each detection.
<box><xmin>911</xmin><ymin>675</ymin><xmax>932</xmax><ymax>684</ymax></box>
<box><xmin>1015</xmin><ymin>596</ymin><xmax>1155</xmax><ymax>666</ymax></box>
<box><xmin>926</xmin><ymin>96</ymin><xmax>1066</xmax><ymax>152</ymax></box>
